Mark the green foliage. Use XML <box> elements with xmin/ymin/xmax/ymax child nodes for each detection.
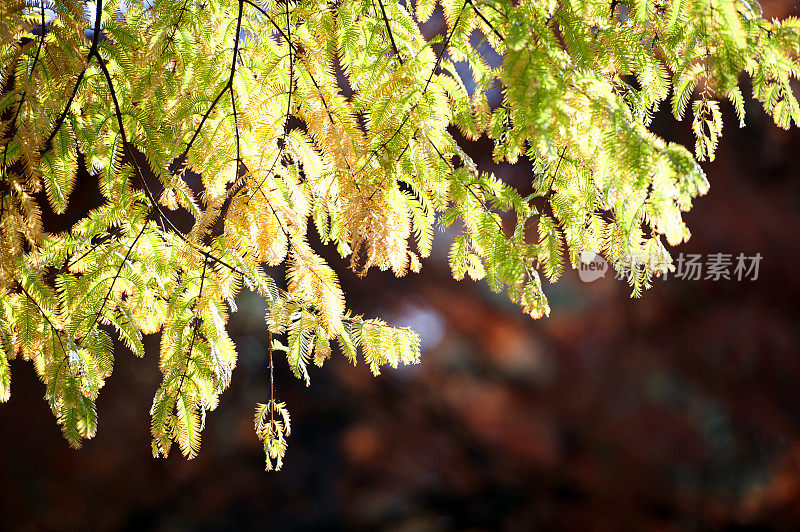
<box><xmin>0</xmin><ymin>0</ymin><xmax>798</xmax><ymax>469</ymax></box>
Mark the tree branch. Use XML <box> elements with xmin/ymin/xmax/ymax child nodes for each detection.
<box><xmin>44</xmin><ymin>0</ymin><xmax>105</xmax><ymax>149</ymax></box>
<box><xmin>376</xmin><ymin>0</ymin><xmax>403</xmax><ymax>64</ymax></box>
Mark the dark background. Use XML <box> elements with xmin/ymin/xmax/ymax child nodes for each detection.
<box><xmin>3</xmin><ymin>3</ymin><xmax>800</xmax><ymax>530</ymax></box>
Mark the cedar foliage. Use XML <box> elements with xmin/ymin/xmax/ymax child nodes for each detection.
<box><xmin>0</xmin><ymin>0</ymin><xmax>798</xmax><ymax>469</ymax></box>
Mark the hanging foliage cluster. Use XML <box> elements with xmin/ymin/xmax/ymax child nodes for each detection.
<box><xmin>1</xmin><ymin>0</ymin><xmax>798</xmax><ymax>468</ymax></box>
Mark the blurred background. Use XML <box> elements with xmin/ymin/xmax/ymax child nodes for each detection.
<box><xmin>3</xmin><ymin>2</ymin><xmax>800</xmax><ymax>530</ymax></box>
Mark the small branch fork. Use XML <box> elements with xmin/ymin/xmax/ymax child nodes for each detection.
<box><xmin>86</xmin><ymin>222</ymin><xmax>148</xmax><ymax>333</ymax></box>
<box><xmin>241</xmin><ymin>0</ymin><xmax>504</xmax><ymax>201</ymax></box>
<box><xmin>242</xmin><ymin>0</ymin><xmax>361</xmax><ymax>190</ymax></box>
<box><xmin>362</xmin><ymin>0</ymin><xmax>469</xmax><ymax>201</ymax></box>
<box><xmin>172</xmin><ymin>0</ymin><xmax>245</xmax><ymax>176</ymax></box>
<box><xmin>44</xmin><ymin>0</ymin><xmax>105</xmax><ymax>150</ymax></box>
<box><xmin>245</xmin><ymin>0</ymin><xmax>295</xmax><ymax>208</ymax></box>
<box><xmin>376</xmin><ymin>0</ymin><xmax>403</xmax><ymax>64</ymax></box>
<box><xmin>355</xmin><ymin>0</ymin><xmax>503</xmax><ymax>197</ymax></box>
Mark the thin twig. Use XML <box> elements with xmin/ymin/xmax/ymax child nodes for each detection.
<box><xmin>44</xmin><ymin>0</ymin><xmax>105</xmax><ymax>149</ymax></box>
<box><xmin>175</xmin><ymin>256</ymin><xmax>209</xmax><ymax>397</ymax></box>
<box><xmin>376</xmin><ymin>0</ymin><xmax>403</xmax><ymax>63</ymax></box>
<box><xmin>86</xmin><ymin>222</ymin><xmax>148</xmax><ymax>332</ymax></box>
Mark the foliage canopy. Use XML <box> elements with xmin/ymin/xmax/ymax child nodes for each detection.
<box><xmin>0</xmin><ymin>0</ymin><xmax>798</xmax><ymax>469</ymax></box>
